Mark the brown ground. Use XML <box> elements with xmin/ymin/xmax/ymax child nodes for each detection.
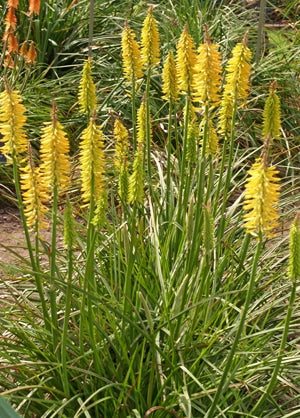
<box><xmin>0</xmin><ymin>207</ymin><xmax>29</xmax><ymax>268</ymax></box>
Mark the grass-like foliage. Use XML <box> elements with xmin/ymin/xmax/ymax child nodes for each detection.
<box><xmin>0</xmin><ymin>1</ymin><xmax>299</xmax><ymax>417</ymax></box>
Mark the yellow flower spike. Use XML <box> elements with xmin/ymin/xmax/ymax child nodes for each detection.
<box><xmin>128</xmin><ymin>143</ymin><xmax>144</xmax><ymax>204</ymax></box>
<box><xmin>219</xmin><ymin>34</ymin><xmax>252</xmax><ymax>135</ymax></box>
<box><xmin>162</xmin><ymin>50</ymin><xmax>178</xmax><ymax>102</ymax></box>
<box><xmin>193</xmin><ymin>26</ymin><xmax>222</xmax><ymax>110</ymax></box>
<box><xmin>141</xmin><ymin>6</ymin><xmax>160</xmax><ymax>69</ymax></box>
<box><xmin>114</xmin><ymin>119</ymin><xmax>129</xmax><ymax>169</ymax></box>
<box><xmin>199</xmin><ymin>117</ymin><xmax>219</xmax><ymax>156</ymax></box>
<box><xmin>243</xmin><ymin>157</ymin><xmax>280</xmax><ymax>237</ymax></box>
<box><xmin>262</xmin><ymin>81</ymin><xmax>281</xmax><ymax>140</ymax></box>
<box><xmin>79</xmin><ymin>112</ymin><xmax>105</xmax><ymax>204</ymax></box>
<box><xmin>20</xmin><ymin>151</ymin><xmax>48</xmax><ymax>231</ymax></box>
<box><xmin>40</xmin><ymin>102</ymin><xmax>70</xmax><ymax>194</ymax></box>
<box><xmin>128</xmin><ymin>100</ymin><xmax>148</xmax><ymax>204</ymax></box>
<box><xmin>176</xmin><ymin>23</ymin><xmax>197</xmax><ymax>94</ymax></box>
<box><xmin>121</xmin><ymin>22</ymin><xmax>143</xmax><ymax>82</ymax></box>
<box><xmin>78</xmin><ymin>58</ymin><xmax>97</xmax><ymax>115</ymax></box>
<box><xmin>0</xmin><ymin>87</ymin><xmax>27</xmax><ymax>163</ymax></box>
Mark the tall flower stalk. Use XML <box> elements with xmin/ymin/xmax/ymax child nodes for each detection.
<box><xmin>78</xmin><ymin>58</ymin><xmax>97</xmax><ymax>116</ymax></box>
<box><xmin>162</xmin><ymin>50</ymin><xmax>178</xmax><ymax>217</ymax></box>
<box><xmin>215</xmin><ymin>33</ymin><xmax>252</xmax><ymax>239</ymax></box>
<box><xmin>141</xmin><ymin>6</ymin><xmax>160</xmax><ymax>178</ymax></box>
<box><xmin>39</xmin><ymin>101</ymin><xmax>70</xmax><ymax>350</ymax></box>
<box><xmin>114</xmin><ymin>118</ymin><xmax>129</xmax><ymax>203</ymax></box>
<box><xmin>121</xmin><ymin>22</ymin><xmax>143</xmax><ymax>151</ymax></box>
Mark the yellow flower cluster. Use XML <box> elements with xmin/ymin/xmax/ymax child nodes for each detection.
<box><xmin>40</xmin><ymin>107</ymin><xmax>70</xmax><ymax>194</ymax></box>
<box><xmin>114</xmin><ymin>119</ymin><xmax>129</xmax><ymax>201</ymax></box>
<box><xmin>20</xmin><ymin>161</ymin><xmax>48</xmax><ymax>230</ymax></box>
<box><xmin>0</xmin><ymin>88</ymin><xmax>27</xmax><ymax>162</ymax></box>
<box><xmin>193</xmin><ymin>42</ymin><xmax>222</xmax><ymax>110</ymax></box>
<box><xmin>176</xmin><ymin>24</ymin><xmax>197</xmax><ymax>94</ymax></box>
<box><xmin>79</xmin><ymin>115</ymin><xmax>105</xmax><ymax>204</ymax></box>
<box><xmin>78</xmin><ymin>59</ymin><xmax>97</xmax><ymax>115</ymax></box>
<box><xmin>243</xmin><ymin>158</ymin><xmax>280</xmax><ymax>237</ymax></box>
<box><xmin>162</xmin><ymin>51</ymin><xmax>178</xmax><ymax>102</ymax></box>
<box><xmin>121</xmin><ymin>23</ymin><xmax>143</xmax><ymax>82</ymax></box>
<box><xmin>141</xmin><ymin>6</ymin><xmax>160</xmax><ymax>69</ymax></box>
<box><xmin>262</xmin><ymin>83</ymin><xmax>281</xmax><ymax>140</ymax></box>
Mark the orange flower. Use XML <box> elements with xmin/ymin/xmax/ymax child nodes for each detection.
<box><xmin>19</xmin><ymin>41</ymin><xmax>28</xmax><ymax>57</ymax></box>
<box><xmin>8</xmin><ymin>0</ymin><xmax>19</xmax><ymax>8</ymax></box>
<box><xmin>26</xmin><ymin>42</ymin><xmax>37</xmax><ymax>64</ymax></box>
<box><xmin>5</xmin><ymin>7</ymin><xmax>17</xmax><ymax>31</ymax></box>
<box><xmin>6</xmin><ymin>30</ymin><xmax>18</xmax><ymax>53</ymax></box>
<box><xmin>29</xmin><ymin>0</ymin><xmax>40</xmax><ymax>15</ymax></box>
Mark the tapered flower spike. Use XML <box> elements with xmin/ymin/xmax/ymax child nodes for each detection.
<box><xmin>219</xmin><ymin>33</ymin><xmax>252</xmax><ymax>135</ymax></box>
<box><xmin>288</xmin><ymin>214</ymin><xmax>300</xmax><ymax>281</ymax></box>
<box><xmin>262</xmin><ymin>81</ymin><xmax>281</xmax><ymax>140</ymax></box>
<box><xmin>20</xmin><ymin>146</ymin><xmax>48</xmax><ymax>231</ymax></box>
<box><xmin>141</xmin><ymin>6</ymin><xmax>160</xmax><ymax>69</ymax></box>
<box><xmin>243</xmin><ymin>156</ymin><xmax>280</xmax><ymax>237</ymax></box>
<box><xmin>29</xmin><ymin>0</ymin><xmax>40</xmax><ymax>15</ymax></box>
<box><xmin>193</xmin><ymin>25</ymin><xmax>222</xmax><ymax>110</ymax></box>
<box><xmin>186</xmin><ymin>104</ymin><xmax>198</xmax><ymax>164</ymax></box>
<box><xmin>114</xmin><ymin>119</ymin><xmax>129</xmax><ymax>169</ymax></box>
<box><xmin>63</xmin><ymin>200</ymin><xmax>76</xmax><ymax>249</ymax></box>
<box><xmin>78</xmin><ymin>58</ymin><xmax>97</xmax><ymax>115</ymax></box>
<box><xmin>39</xmin><ymin>102</ymin><xmax>71</xmax><ymax>194</ymax></box>
<box><xmin>121</xmin><ymin>22</ymin><xmax>143</xmax><ymax>82</ymax></box>
<box><xmin>176</xmin><ymin>23</ymin><xmax>197</xmax><ymax>94</ymax></box>
<box><xmin>0</xmin><ymin>87</ymin><xmax>27</xmax><ymax>163</ymax></box>
<box><xmin>5</xmin><ymin>7</ymin><xmax>17</xmax><ymax>31</ymax></box>
<box><xmin>162</xmin><ymin>50</ymin><xmax>178</xmax><ymax>102</ymax></box>
<box><xmin>26</xmin><ymin>42</ymin><xmax>37</xmax><ymax>64</ymax></box>
<box><xmin>6</xmin><ymin>30</ymin><xmax>18</xmax><ymax>53</ymax></box>
<box><xmin>79</xmin><ymin>111</ymin><xmax>105</xmax><ymax>204</ymax></box>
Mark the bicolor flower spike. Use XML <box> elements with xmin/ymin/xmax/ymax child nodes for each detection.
<box><xmin>39</xmin><ymin>103</ymin><xmax>70</xmax><ymax>194</ymax></box>
<box><xmin>243</xmin><ymin>157</ymin><xmax>280</xmax><ymax>237</ymax></box>
<box><xmin>121</xmin><ymin>23</ymin><xmax>143</xmax><ymax>82</ymax></box>
<box><xmin>193</xmin><ymin>29</ymin><xmax>222</xmax><ymax>110</ymax></box>
<box><xmin>79</xmin><ymin>113</ymin><xmax>105</xmax><ymax>204</ymax></box>
<box><xmin>262</xmin><ymin>82</ymin><xmax>281</xmax><ymax>140</ymax></box>
<box><xmin>176</xmin><ymin>24</ymin><xmax>197</xmax><ymax>94</ymax></box>
<box><xmin>78</xmin><ymin>59</ymin><xmax>97</xmax><ymax>115</ymax></box>
<box><xmin>162</xmin><ymin>51</ymin><xmax>178</xmax><ymax>102</ymax></box>
<box><xmin>141</xmin><ymin>6</ymin><xmax>160</xmax><ymax>69</ymax></box>
<box><xmin>0</xmin><ymin>87</ymin><xmax>27</xmax><ymax>163</ymax></box>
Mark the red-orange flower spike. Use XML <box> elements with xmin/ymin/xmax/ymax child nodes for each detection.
<box><xmin>8</xmin><ymin>0</ymin><xmax>19</xmax><ymax>8</ymax></box>
<box><xmin>19</xmin><ymin>41</ymin><xmax>28</xmax><ymax>57</ymax></box>
<box><xmin>26</xmin><ymin>42</ymin><xmax>37</xmax><ymax>64</ymax></box>
<box><xmin>29</xmin><ymin>0</ymin><xmax>40</xmax><ymax>15</ymax></box>
<box><xmin>6</xmin><ymin>31</ymin><xmax>18</xmax><ymax>53</ymax></box>
<box><xmin>5</xmin><ymin>7</ymin><xmax>17</xmax><ymax>31</ymax></box>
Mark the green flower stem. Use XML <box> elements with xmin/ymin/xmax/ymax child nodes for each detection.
<box><xmin>205</xmin><ymin>233</ymin><xmax>263</xmax><ymax>418</ymax></box>
<box><xmin>61</xmin><ymin>246</ymin><xmax>73</xmax><ymax>397</ymax></box>
<box><xmin>12</xmin><ymin>156</ymin><xmax>50</xmax><ymax>329</ymax></box>
<box><xmin>215</xmin><ymin>103</ymin><xmax>238</xmax><ymax>242</ymax></box>
<box><xmin>251</xmin><ymin>277</ymin><xmax>297</xmax><ymax>414</ymax></box>
<box><xmin>49</xmin><ymin>183</ymin><xmax>59</xmax><ymax>351</ymax></box>
<box><xmin>166</xmin><ymin>100</ymin><xmax>173</xmax><ymax>219</ymax></box>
